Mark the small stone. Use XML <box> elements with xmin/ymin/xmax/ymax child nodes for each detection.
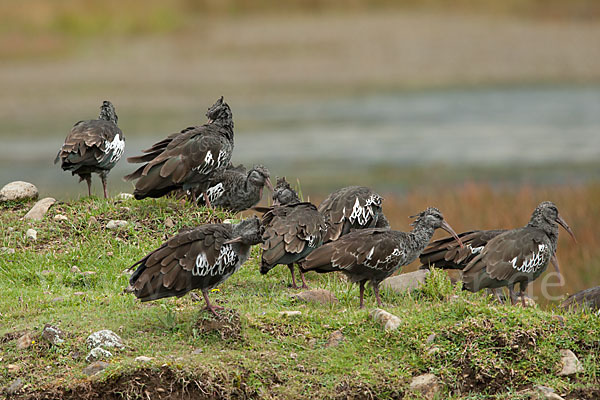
<box><xmin>289</xmin><ymin>352</ymin><xmax>298</xmax><ymax>359</ymax></box>
<box><xmin>164</xmin><ymin>217</ymin><xmax>175</xmax><ymax>228</ymax></box>
<box><xmin>88</xmin><ymin>216</ymin><xmax>99</xmax><ymax>226</ymax></box>
<box><xmin>54</xmin><ymin>214</ymin><xmax>68</xmax><ymax>221</ymax></box>
<box><xmin>427</xmin><ymin>346</ymin><xmax>441</xmax><ymax>355</ymax></box>
<box><xmin>82</xmin><ymin>361</ymin><xmax>109</xmax><ymax>376</ymax></box>
<box><xmin>82</xmin><ymin>271</ymin><xmax>96</xmax><ymax>277</ymax></box>
<box><xmin>42</xmin><ymin>324</ymin><xmax>65</xmax><ymax>345</ymax></box>
<box><xmin>24</xmin><ymin>197</ymin><xmax>56</xmax><ymax>220</ymax></box>
<box><xmin>0</xmin><ymin>181</ymin><xmax>38</xmax><ymax>202</ymax></box>
<box><xmin>370</xmin><ymin>308</ymin><xmax>402</xmax><ymax>331</ymax></box>
<box><xmin>16</xmin><ymin>332</ymin><xmax>35</xmax><ymax>350</ymax></box>
<box><xmin>86</xmin><ymin>347</ymin><xmax>113</xmax><ymax>362</ymax></box>
<box><xmin>291</xmin><ymin>289</ymin><xmax>339</xmax><ymax>305</ymax></box>
<box><xmin>26</xmin><ymin>228</ymin><xmax>37</xmax><ymax>241</ymax></box>
<box><xmin>73</xmin><ymin>292</ymin><xmax>85</xmax><ymax>296</ymax></box>
<box><xmin>408</xmin><ymin>373</ymin><xmax>441</xmax><ymax>400</ymax></box>
<box><xmin>86</xmin><ymin>330</ymin><xmax>124</xmax><ymax>350</ymax></box>
<box><xmin>70</xmin><ymin>265</ymin><xmax>81</xmax><ymax>273</ymax></box>
<box><xmin>5</xmin><ymin>378</ymin><xmax>23</xmax><ymax>395</ymax></box>
<box><xmin>380</xmin><ymin>270</ymin><xmax>429</xmax><ymax>293</ymax></box>
<box><xmin>106</xmin><ymin>220</ymin><xmax>128</xmax><ymax>230</ymax></box>
<box><xmin>558</xmin><ymin>349</ymin><xmax>584</xmax><ymax>376</ymax></box>
<box><xmin>118</xmin><ymin>193</ymin><xmax>134</xmax><ymax>200</ymax></box>
<box><xmin>7</xmin><ymin>364</ymin><xmax>19</xmax><ymax>373</ymax></box>
<box><xmin>279</xmin><ymin>311</ymin><xmax>302</xmax><ymax>317</ymax></box>
<box><xmin>535</xmin><ymin>385</ymin><xmax>565</xmax><ymax>400</ymax></box>
<box><xmin>51</xmin><ymin>297</ymin><xmax>64</xmax><ymax>302</ymax></box>
<box><xmin>1</xmin><ymin>247</ymin><xmax>16</xmax><ymax>254</ymax></box>
<box><xmin>325</xmin><ymin>330</ymin><xmax>344</xmax><ymax>348</ymax></box>
<box><xmin>134</xmin><ymin>356</ymin><xmax>153</xmax><ymax>362</ymax></box>
<box><xmin>426</xmin><ymin>333</ymin><xmax>436</xmax><ymax>344</ymax></box>
<box><xmin>192</xmin><ymin>348</ymin><xmax>203</xmax><ymax>355</ymax></box>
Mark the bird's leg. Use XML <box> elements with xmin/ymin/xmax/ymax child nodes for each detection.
<box><xmin>491</xmin><ymin>288</ymin><xmax>504</xmax><ymax>304</ymax></box>
<box><xmin>519</xmin><ymin>282</ymin><xmax>529</xmax><ymax>307</ymax></box>
<box><xmin>201</xmin><ymin>290</ymin><xmax>223</xmax><ymax>316</ymax></box>
<box><xmin>85</xmin><ymin>175</ymin><xmax>92</xmax><ymax>197</ymax></box>
<box><xmin>299</xmin><ymin>270</ymin><xmax>310</xmax><ymax>289</ymax></box>
<box><xmin>101</xmin><ymin>175</ymin><xmax>108</xmax><ymax>198</ymax></box>
<box><xmin>373</xmin><ymin>283</ymin><xmax>383</xmax><ymax>307</ymax></box>
<box><xmin>359</xmin><ymin>280</ymin><xmax>366</xmax><ymax>309</ymax></box>
<box><xmin>288</xmin><ymin>264</ymin><xmax>298</xmax><ymax>289</ymax></box>
<box><xmin>203</xmin><ymin>192</ymin><xmax>212</xmax><ymax>208</ymax></box>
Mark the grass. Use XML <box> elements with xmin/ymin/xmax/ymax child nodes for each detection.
<box><xmin>1</xmin><ymin>194</ymin><xmax>599</xmax><ymax>398</ymax></box>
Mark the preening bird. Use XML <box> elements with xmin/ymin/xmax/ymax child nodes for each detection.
<box><xmin>460</xmin><ymin>201</ymin><xmax>575</xmax><ymax>305</ymax></box>
<box><xmin>257</xmin><ymin>177</ymin><xmax>328</xmax><ymax>289</ymax></box>
<box><xmin>318</xmin><ymin>186</ymin><xmax>390</xmax><ymax>242</ymax></box>
<box><xmin>301</xmin><ymin>207</ymin><xmax>463</xmax><ymax>308</ymax></box>
<box><xmin>55</xmin><ymin>100</ymin><xmax>125</xmax><ymax>198</ymax></box>
<box><xmin>128</xmin><ymin>217</ymin><xmax>263</xmax><ymax>316</ymax></box>
<box><xmin>124</xmin><ymin>97</ymin><xmax>234</xmax><ymax>201</ymax></box>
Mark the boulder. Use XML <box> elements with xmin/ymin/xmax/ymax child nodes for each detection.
<box><xmin>292</xmin><ymin>289</ymin><xmax>339</xmax><ymax>305</ymax></box>
<box><xmin>0</xmin><ymin>181</ymin><xmax>38</xmax><ymax>202</ymax></box>
<box><xmin>380</xmin><ymin>270</ymin><xmax>429</xmax><ymax>293</ymax></box>
<box><xmin>24</xmin><ymin>197</ymin><xmax>56</xmax><ymax>220</ymax></box>
<box><xmin>408</xmin><ymin>373</ymin><xmax>441</xmax><ymax>400</ymax></box>
<box><xmin>86</xmin><ymin>330</ymin><xmax>124</xmax><ymax>349</ymax></box>
<box><xmin>86</xmin><ymin>347</ymin><xmax>113</xmax><ymax>362</ymax></box>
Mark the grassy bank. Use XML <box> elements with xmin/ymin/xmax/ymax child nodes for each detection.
<box><xmin>1</xmin><ymin>196</ymin><xmax>599</xmax><ymax>399</ymax></box>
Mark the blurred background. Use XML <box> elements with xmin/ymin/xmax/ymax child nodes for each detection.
<box><xmin>1</xmin><ymin>0</ymin><xmax>599</xmax><ymax>302</ymax></box>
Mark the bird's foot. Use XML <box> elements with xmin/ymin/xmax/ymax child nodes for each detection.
<box><xmin>203</xmin><ymin>304</ymin><xmax>224</xmax><ymax>317</ymax></box>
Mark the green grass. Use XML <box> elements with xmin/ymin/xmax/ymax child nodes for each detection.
<box><xmin>1</xmin><ymin>197</ymin><xmax>599</xmax><ymax>399</ymax></box>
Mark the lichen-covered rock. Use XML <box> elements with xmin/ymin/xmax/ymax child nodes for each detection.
<box><xmin>26</xmin><ymin>229</ymin><xmax>37</xmax><ymax>241</ymax></box>
<box><xmin>86</xmin><ymin>347</ymin><xmax>113</xmax><ymax>362</ymax></box>
<box><xmin>0</xmin><ymin>181</ymin><xmax>38</xmax><ymax>202</ymax></box>
<box><xmin>370</xmin><ymin>308</ymin><xmax>401</xmax><ymax>331</ymax></box>
<box><xmin>86</xmin><ymin>330</ymin><xmax>124</xmax><ymax>350</ymax></box>
<box><xmin>106</xmin><ymin>220</ymin><xmax>128</xmax><ymax>230</ymax></box>
<box><xmin>42</xmin><ymin>324</ymin><xmax>64</xmax><ymax>346</ymax></box>
<box><xmin>24</xmin><ymin>197</ymin><xmax>56</xmax><ymax>220</ymax></box>
<box><xmin>558</xmin><ymin>349</ymin><xmax>584</xmax><ymax>376</ymax></box>
<box><xmin>408</xmin><ymin>373</ymin><xmax>441</xmax><ymax>400</ymax></box>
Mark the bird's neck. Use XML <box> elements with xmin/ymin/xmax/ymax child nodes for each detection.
<box><xmin>408</xmin><ymin>223</ymin><xmax>436</xmax><ymax>254</ymax></box>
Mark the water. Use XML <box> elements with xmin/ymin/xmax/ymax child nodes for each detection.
<box><xmin>1</xmin><ymin>85</ymin><xmax>599</xmax><ymax>198</ymax></box>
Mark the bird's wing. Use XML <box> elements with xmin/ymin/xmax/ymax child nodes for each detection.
<box><xmin>56</xmin><ymin>120</ymin><xmax>124</xmax><ymax>167</ymax></box>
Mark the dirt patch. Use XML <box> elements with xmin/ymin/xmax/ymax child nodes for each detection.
<box><xmin>194</xmin><ymin>308</ymin><xmax>242</xmax><ymax>340</ymax></box>
<box><xmin>565</xmin><ymin>387</ymin><xmax>600</xmax><ymax>400</ymax></box>
<box><xmin>0</xmin><ymin>330</ymin><xmax>28</xmax><ymax>344</ymax></box>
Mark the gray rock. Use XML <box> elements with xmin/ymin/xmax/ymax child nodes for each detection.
<box><xmin>325</xmin><ymin>330</ymin><xmax>344</xmax><ymax>348</ymax></box>
<box><xmin>16</xmin><ymin>332</ymin><xmax>35</xmax><ymax>350</ymax></box>
<box><xmin>70</xmin><ymin>265</ymin><xmax>81</xmax><ymax>273</ymax></box>
<box><xmin>134</xmin><ymin>356</ymin><xmax>153</xmax><ymax>362</ymax></box>
<box><xmin>370</xmin><ymin>308</ymin><xmax>402</xmax><ymax>331</ymax></box>
<box><xmin>192</xmin><ymin>348</ymin><xmax>203</xmax><ymax>355</ymax></box>
<box><xmin>164</xmin><ymin>217</ymin><xmax>175</xmax><ymax>228</ymax></box>
<box><xmin>535</xmin><ymin>385</ymin><xmax>565</xmax><ymax>400</ymax></box>
<box><xmin>426</xmin><ymin>333</ymin><xmax>436</xmax><ymax>344</ymax></box>
<box><xmin>291</xmin><ymin>289</ymin><xmax>339</xmax><ymax>305</ymax></box>
<box><xmin>42</xmin><ymin>324</ymin><xmax>64</xmax><ymax>345</ymax></box>
<box><xmin>118</xmin><ymin>193</ymin><xmax>134</xmax><ymax>200</ymax></box>
<box><xmin>279</xmin><ymin>311</ymin><xmax>302</xmax><ymax>317</ymax></box>
<box><xmin>0</xmin><ymin>181</ymin><xmax>38</xmax><ymax>202</ymax></box>
<box><xmin>54</xmin><ymin>214</ymin><xmax>68</xmax><ymax>221</ymax></box>
<box><xmin>86</xmin><ymin>347</ymin><xmax>113</xmax><ymax>362</ymax></box>
<box><xmin>82</xmin><ymin>361</ymin><xmax>109</xmax><ymax>376</ymax></box>
<box><xmin>408</xmin><ymin>373</ymin><xmax>441</xmax><ymax>400</ymax></box>
<box><xmin>106</xmin><ymin>220</ymin><xmax>128</xmax><ymax>230</ymax></box>
<box><xmin>24</xmin><ymin>197</ymin><xmax>56</xmax><ymax>220</ymax></box>
<box><xmin>558</xmin><ymin>349</ymin><xmax>584</xmax><ymax>376</ymax></box>
<box><xmin>26</xmin><ymin>228</ymin><xmax>37</xmax><ymax>241</ymax></box>
<box><xmin>86</xmin><ymin>330</ymin><xmax>124</xmax><ymax>350</ymax></box>
<box><xmin>1</xmin><ymin>247</ymin><xmax>15</xmax><ymax>254</ymax></box>
<box><xmin>380</xmin><ymin>269</ymin><xmax>429</xmax><ymax>293</ymax></box>
<box><xmin>5</xmin><ymin>378</ymin><xmax>23</xmax><ymax>395</ymax></box>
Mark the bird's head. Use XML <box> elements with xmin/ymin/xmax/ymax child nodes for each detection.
<box><xmin>206</xmin><ymin>96</ymin><xmax>233</xmax><ymax>128</ymax></box>
<box><xmin>272</xmin><ymin>177</ymin><xmax>300</xmax><ymax>206</ymax></box>
<box><xmin>99</xmin><ymin>100</ymin><xmax>118</xmax><ymax>124</ymax></box>
<box><xmin>411</xmin><ymin>207</ymin><xmax>464</xmax><ymax>248</ymax></box>
<box><xmin>248</xmin><ymin>165</ymin><xmax>273</xmax><ymax>191</ymax></box>
<box><xmin>531</xmin><ymin>201</ymin><xmax>576</xmax><ymax>242</ymax></box>
<box><xmin>226</xmin><ymin>216</ymin><xmax>264</xmax><ymax>246</ymax></box>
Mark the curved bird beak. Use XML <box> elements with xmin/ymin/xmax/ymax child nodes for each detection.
<box><xmin>265</xmin><ymin>177</ymin><xmax>273</xmax><ymax>192</ymax></box>
<box><xmin>224</xmin><ymin>236</ymin><xmax>243</xmax><ymax>245</ymax></box>
<box><xmin>556</xmin><ymin>214</ymin><xmax>576</xmax><ymax>243</ymax></box>
<box><xmin>440</xmin><ymin>220</ymin><xmax>464</xmax><ymax>248</ymax></box>
<box><xmin>550</xmin><ymin>255</ymin><xmax>564</xmax><ymax>285</ymax></box>
<box><xmin>272</xmin><ymin>198</ymin><xmax>280</xmax><ymax>207</ymax></box>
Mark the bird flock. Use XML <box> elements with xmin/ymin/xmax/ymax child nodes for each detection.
<box><xmin>55</xmin><ymin>97</ymin><xmax>576</xmax><ymax>316</ymax></box>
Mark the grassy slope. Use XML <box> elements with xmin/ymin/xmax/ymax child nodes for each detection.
<box><xmin>0</xmin><ymin>197</ymin><xmax>599</xmax><ymax>399</ymax></box>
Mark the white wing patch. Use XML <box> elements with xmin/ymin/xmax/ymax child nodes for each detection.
<box><xmin>468</xmin><ymin>244</ymin><xmax>484</xmax><ymax>254</ymax></box>
<box><xmin>349</xmin><ymin>197</ymin><xmax>375</xmax><ymax>226</ymax></box>
<box><xmin>193</xmin><ymin>244</ymin><xmax>238</xmax><ymax>276</ymax></box>
<box><xmin>104</xmin><ymin>134</ymin><xmax>125</xmax><ymax>163</ymax></box>
<box><xmin>364</xmin><ymin>247</ymin><xmax>403</xmax><ymax>270</ymax></box>
<box><xmin>194</xmin><ymin>149</ymin><xmax>229</xmax><ymax>175</ymax></box>
<box><xmin>510</xmin><ymin>244</ymin><xmax>549</xmax><ymax>274</ymax></box>
<box><xmin>205</xmin><ymin>183</ymin><xmax>225</xmax><ymax>204</ymax></box>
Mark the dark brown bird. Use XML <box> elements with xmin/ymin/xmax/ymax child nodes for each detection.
<box><xmin>124</xmin><ymin>97</ymin><xmax>234</xmax><ymax>200</ymax></box>
<box><xmin>128</xmin><ymin>217</ymin><xmax>263</xmax><ymax>316</ymax></box>
<box><xmin>301</xmin><ymin>207</ymin><xmax>463</xmax><ymax>308</ymax></box>
<box><xmin>318</xmin><ymin>186</ymin><xmax>390</xmax><ymax>242</ymax></box>
<box><xmin>55</xmin><ymin>100</ymin><xmax>125</xmax><ymax>198</ymax></box>
<box><xmin>561</xmin><ymin>286</ymin><xmax>600</xmax><ymax>313</ymax></box>
<box><xmin>461</xmin><ymin>201</ymin><xmax>575</xmax><ymax>305</ymax></box>
<box><xmin>258</xmin><ymin>177</ymin><xmax>328</xmax><ymax>289</ymax></box>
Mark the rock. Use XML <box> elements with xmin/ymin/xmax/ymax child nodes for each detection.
<box><xmin>426</xmin><ymin>333</ymin><xmax>436</xmax><ymax>344</ymax></box>
<box><xmin>82</xmin><ymin>271</ymin><xmax>96</xmax><ymax>277</ymax></box>
<box><xmin>134</xmin><ymin>356</ymin><xmax>153</xmax><ymax>362</ymax></box>
<box><xmin>70</xmin><ymin>265</ymin><xmax>81</xmax><ymax>273</ymax></box>
<box><xmin>54</xmin><ymin>214</ymin><xmax>68</xmax><ymax>221</ymax></box>
<box><xmin>325</xmin><ymin>330</ymin><xmax>344</xmax><ymax>348</ymax></box>
<box><xmin>292</xmin><ymin>289</ymin><xmax>339</xmax><ymax>305</ymax></box>
<box><xmin>558</xmin><ymin>349</ymin><xmax>584</xmax><ymax>376</ymax></box>
<box><xmin>534</xmin><ymin>385</ymin><xmax>565</xmax><ymax>400</ymax></box>
<box><xmin>82</xmin><ymin>361</ymin><xmax>109</xmax><ymax>376</ymax></box>
<box><xmin>24</xmin><ymin>197</ymin><xmax>56</xmax><ymax>220</ymax></box>
<box><xmin>51</xmin><ymin>297</ymin><xmax>64</xmax><ymax>302</ymax></box>
<box><xmin>86</xmin><ymin>347</ymin><xmax>113</xmax><ymax>362</ymax></box>
<box><xmin>26</xmin><ymin>229</ymin><xmax>37</xmax><ymax>241</ymax></box>
<box><xmin>380</xmin><ymin>270</ymin><xmax>429</xmax><ymax>293</ymax></box>
<box><xmin>279</xmin><ymin>311</ymin><xmax>302</xmax><ymax>317</ymax></box>
<box><xmin>164</xmin><ymin>217</ymin><xmax>175</xmax><ymax>228</ymax></box>
<box><xmin>86</xmin><ymin>330</ymin><xmax>124</xmax><ymax>350</ymax></box>
<box><xmin>73</xmin><ymin>291</ymin><xmax>86</xmax><ymax>296</ymax></box>
<box><xmin>408</xmin><ymin>373</ymin><xmax>441</xmax><ymax>400</ymax></box>
<box><xmin>106</xmin><ymin>220</ymin><xmax>128</xmax><ymax>230</ymax></box>
<box><xmin>1</xmin><ymin>247</ymin><xmax>15</xmax><ymax>254</ymax></box>
<box><xmin>427</xmin><ymin>346</ymin><xmax>441</xmax><ymax>356</ymax></box>
<box><xmin>42</xmin><ymin>324</ymin><xmax>64</xmax><ymax>345</ymax></box>
<box><xmin>5</xmin><ymin>378</ymin><xmax>23</xmax><ymax>395</ymax></box>
<box><xmin>7</xmin><ymin>364</ymin><xmax>19</xmax><ymax>373</ymax></box>
<box><xmin>0</xmin><ymin>181</ymin><xmax>38</xmax><ymax>202</ymax></box>
<box><xmin>16</xmin><ymin>332</ymin><xmax>35</xmax><ymax>350</ymax></box>
<box><xmin>518</xmin><ymin>295</ymin><xmax>537</xmax><ymax>307</ymax></box>
<box><xmin>88</xmin><ymin>216</ymin><xmax>99</xmax><ymax>226</ymax></box>
<box><xmin>118</xmin><ymin>193</ymin><xmax>134</xmax><ymax>200</ymax></box>
<box><xmin>192</xmin><ymin>348</ymin><xmax>203</xmax><ymax>355</ymax></box>
<box><xmin>370</xmin><ymin>308</ymin><xmax>402</xmax><ymax>331</ymax></box>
